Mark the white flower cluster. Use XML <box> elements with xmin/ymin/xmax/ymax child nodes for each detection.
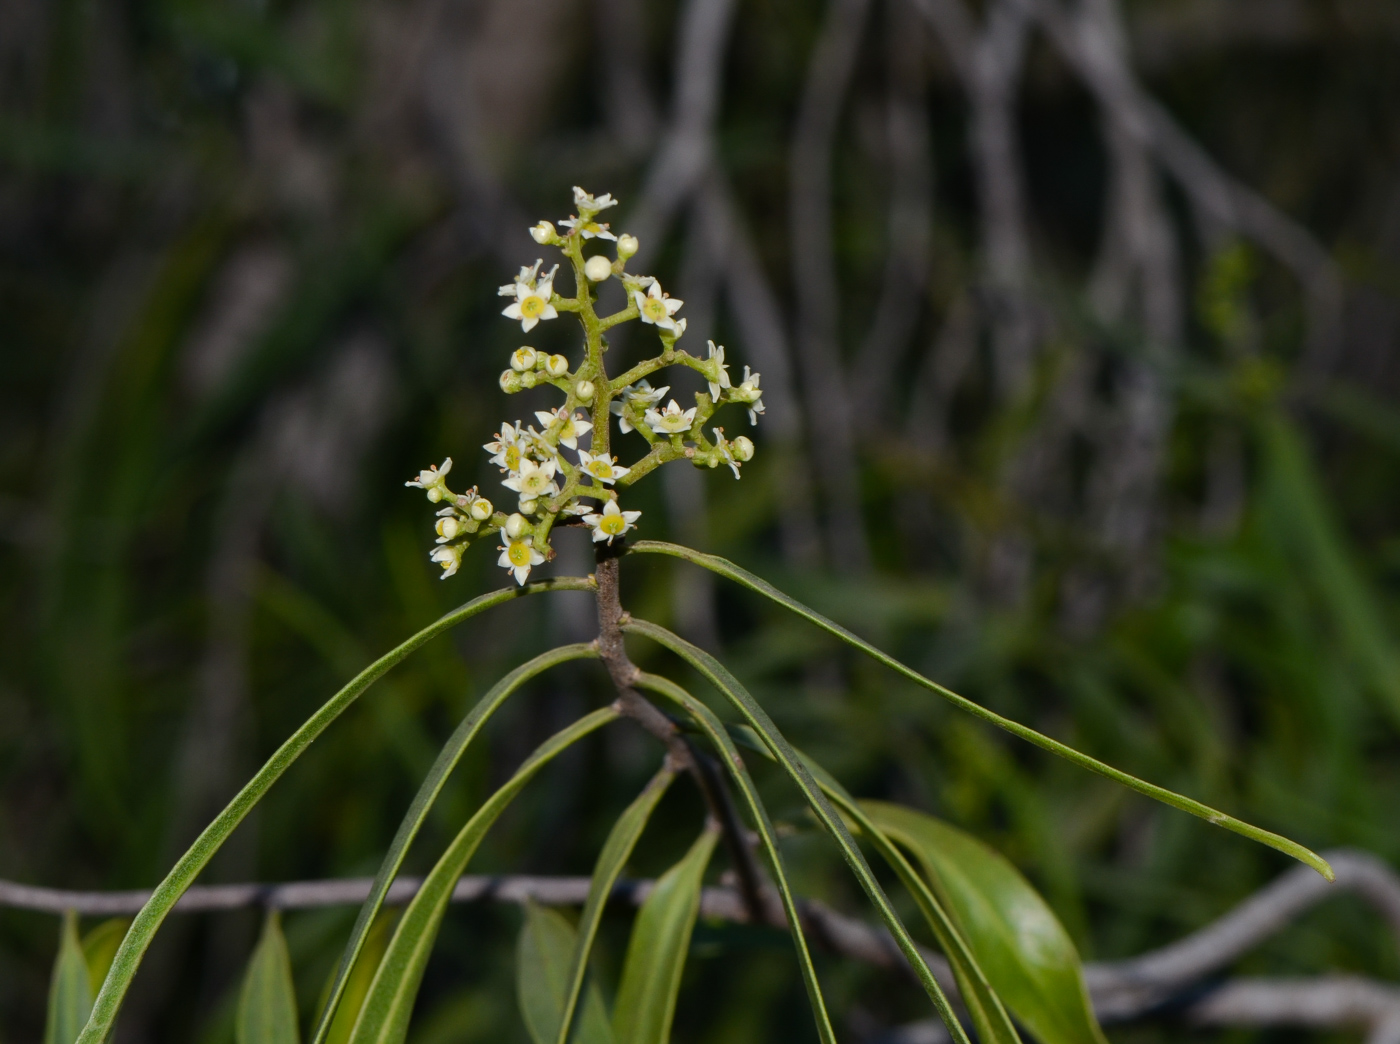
<box><xmin>407</xmin><ymin>187</ymin><xmax>765</xmax><ymax>585</ymax></box>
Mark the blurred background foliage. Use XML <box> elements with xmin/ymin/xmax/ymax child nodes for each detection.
<box><xmin>3</xmin><ymin>0</ymin><xmax>1400</xmax><ymax>1039</ymax></box>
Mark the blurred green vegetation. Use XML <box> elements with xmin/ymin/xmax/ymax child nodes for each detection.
<box><xmin>4</xmin><ymin>0</ymin><xmax>1400</xmax><ymax>1040</ymax></box>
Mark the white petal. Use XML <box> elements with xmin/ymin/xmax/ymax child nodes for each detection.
<box><xmin>541</xmin><ymin>305</ymin><xmax>558</xmax><ymax>321</ymax></box>
<box><xmin>502</xmin><ymin>303</ymin><xmax>523</xmax><ymax>319</ymax></box>
<box><xmin>521</xmin><ymin>317</ymin><xmax>538</xmax><ymax>332</ymax></box>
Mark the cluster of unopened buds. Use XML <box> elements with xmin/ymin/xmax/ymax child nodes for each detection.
<box><xmin>406</xmin><ymin>187</ymin><xmax>764</xmax><ymax>584</ymax></box>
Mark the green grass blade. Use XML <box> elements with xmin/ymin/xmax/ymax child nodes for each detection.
<box><xmin>76</xmin><ymin>577</ymin><xmax>592</xmax><ymax>1044</ymax></box>
<box><xmin>627</xmin><ymin>541</ymin><xmax>1332</xmax><ymax>881</ymax></box>
<box><xmin>315</xmin><ymin>910</ymin><xmax>399</xmax><ymax>1044</ymax></box>
<box><xmin>78</xmin><ymin>920</ymin><xmax>128</xmax><ymax>998</ymax></box>
<box><xmin>612</xmin><ymin>826</ymin><xmax>719</xmax><ymax>1044</ymax></box>
<box><xmin>237</xmin><ymin>911</ymin><xmax>301</xmax><ymax>1044</ymax></box>
<box><xmin>554</xmin><ymin>769</ymin><xmax>675</xmax><ymax>1044</ymax></box>
<box><xmin>517</xmin><ymin>902</ymin><xmax>615</xmax><ymax>1044</ymax></box>
<box><xmin>46</xmin><ymin>912</ymin><xmax>93</xmax><ymax>1044</ymax></box>
<box><xmin>862</xmin><ymin>802</ymin><xmax>1107</xmax><ymax>1044</ymax></box>
<box><xmin>347</xmin><ymin>706</ymin><xmax>619</xmax><ymax>1044</ymax></box>
<box><xmin>312</xmin><ymin>643</ymin><xmax>598</xmax><ymax>1044</ymax></box>
<box><xmin>631</xmin><ymin>673</ymin><xmax>839</xmax><ymax>1044</ymax></box>
<box><xmin>627</xmin><ymin>621</ymin><xmax>974</xmax><ymax>1044</ymax></box>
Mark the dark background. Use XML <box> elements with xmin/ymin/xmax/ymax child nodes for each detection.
<box><xmin>3</xmin><ymin>0</ymin><xmax>1400</xmax><ymax>1039</ymax></box>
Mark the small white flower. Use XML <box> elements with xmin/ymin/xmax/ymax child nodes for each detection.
<box><xmin>645</xmin><ymin>399</ymin><xmax>697</xmax><ymax>435</ymax></box>
<box><xmin>573</xmin><ymin>187</ymin><xmax>618</xmax><ymax>214</ymax></box>
<box><xmin>485</xmin><ymin>423</ymin><xmax>529</xmax><ymax>473</ymax></box>
<box><xmin>731</xmin><ymin>435</ymin><xmax>755</xmax><ymax>461</ymax></box>
<box><xmin>616</xmin><ymin>233</ymin><xmax>639</xmax><ymax>260</ymax></box>
<box><xmin>633</xmin><ymin>280</ymin><xmax>684</xmax><ymax>332</ymax></box>
<box><xmin>497</xmin><ymin>535</ymin><xmax>545</xmax><ymax>585</ymax></box>
<box><xmin>575</xmin><ymin>379</ymin><xmax>596</xmax><ymax>403</ymax></box>
<box><xmin>405</xmin><ymin>458</ymin><xmax>453</xmax><ymax>502</ymax></box>
<box><xmin>504</xmin><ymin>512</ymin><xmax>529</xmax><ymax>539</ymax></box>
<box><xmin>529</xmin><ymin>221</ymin><xmax>557</xmax><ymax>244</ymax></box>
<box><xmin>499</xmin><ymin>261</ymin><xmax>541</xmax><ymax>296</ymax></box>
<box><xmin>430</xmin><ymin>542</ymin><xmax>464</xmax><ymax>579</ymax></box>
<box><xmin>576</xmin><ymin>449</ymin><xmax>631</xmax><ymax>485</ymax></box>
<box><xmin>469</xmin><ymin>497</ymin><xmax>494</xmax><ymax>520</ymax></box>
<box><xmin>543</xmin><ymin>353</ymin><xmax>569</xmax><ymax>378</ymax></box>
<box><xmin>706</xmin><ymin>340</ymin><xmax>731</xmax><ymax>400</ymax></box>
<box><xmin>560</xmin><ymin>498</ymin><xmax>591</xmax><ymax>516</ymax></box>
<box><xmin>502</xmin><ymin>458</ymin><xmax>559</xmax><ymax>503</ymax></box>
<box><xmin>511</xmin><ymin>346</ymin><xmax>538</xmax><ymax>372</ymax></box>
<box><xmin>735</xmin><ymin>366</ymin><xmax>765</xmax><ymax>425</ymax></box>
<box><xmin>610</xmin><ymin>380</ymin><xmax>668</xmax><ymax>434</ymax></box>
<box><xmin>501</xmin><ymin>261</ymin><xmax>559</xmax><ymax>332</ymax></box>
<box><xmin>535</xmin><ymin>407</ymin><xmax>590</xmax><ymax>450</ymax></box>
<box><xmin>713</xmin><ymin>428</ymin><xmax>742</xmax><ymax>479</ymax></box>
<box><xmin>435</xmin><ymin>515</ymin><xmax>465</xmax><ymax>542</ymax></box>
<box><xmin>584</xmin><ymin>499</ymin><xmax>641</xmax><ymax>545</ymax></box>
<box><xmin>560</xmin><ymin>208</ymin><xmax>617</xmax><ymax>240</ymax></box>
<box><xmin>584</xmin><ymin>255</ymin><xmax>613</xmax><ymax>282</ymax></box>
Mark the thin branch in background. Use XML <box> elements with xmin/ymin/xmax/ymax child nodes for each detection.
<box><xmin>852</xmin><ymin>0</ymin><xmax>936</xmax><ymax>421</ymax></box>
<box><xmin>790</xmin><ymin>0</ymin><xmax>876</xmax><ymax>572</ymax></box>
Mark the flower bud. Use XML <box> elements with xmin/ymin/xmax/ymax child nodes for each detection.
<box><xmin>470</xmin><ymin>498</ymin><xmax>493</xmax><ymax>521</ymax></box>
<box><xmin>520</xmin><ymin>371</ymin><xmax>539</xmax><ymax>388</ymax></box>
<box><xmin>511</xmin><ymin>346</ymin><xmax>537</xmax><ymax>372</ymax></box>
<box><xmin>731</xmin><ymin>436</ymin><xmax>755</xmax><ymax>461</ymax></box>
<box><xmin>529</xmin><ymin>221</ymin><xmax>556</xmax><ymax>244</ymax></box>
<box><xmin>504</xmin><ymin>513</ymin><xmax>529</xmax><ymax>539</ymax></box>
<box><xmin>544</xmin><ymin>353</ymin><xmax>569</xmax><ymax>377</ymax></box>
<box><xmin>616</xmin><ymin>234</ymin><xmax>639</xmax><ymax>260</ymax></box>
<box><xmin>584</xmin><ymin>255</ymin><xmax>613</xmax><ymax>283</ymax></box>
<box><xmin>436</xmin><ymin>516</ymin><xmax>463</xmax><ymax>540</ymax></box>
<box><xmin>519</xmin><ymin>498</ymin><xmax>538</xmax><ymax>515</ymax></box>
<box><xmin>575</xmin><ymin>379</ymin><xmax>596</xmax><ymax>403</ymax></box>
<box><xmin>500</xmin><ymin>369</ymin><xmax>523</xmax><ymax>393</ymax></box>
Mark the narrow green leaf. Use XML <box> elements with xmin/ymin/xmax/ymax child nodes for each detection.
<box><xmin>613</xmin><ymin>827</ymin><xmax>719</xmax><ymax>1044</ymax></box>
<box><xmin>312</xmin><ymin>644</ymin><xmax>598</xmax><ymax>1043</ymax></box>
<box><xmin>517</xmin><ymin>902</ymin><xmax>614</xmax><ymax>1044</ymax></box>
<box><xmin>46</xmin><ymin>912</ymin><xmax>93</xmax><ymax>1044</ymax></box>
<box><xmin>237</xmin><ymin>911</ymin><xmax>301</xmax><ymax>1044</ymax></box>
<box><xmin>347</xmin><ymin>706</ymin><xmax>620</xmax><ymax>1044</ymax></box>
<box><xmin>631</xmin><ymin>673</ymin><xmax>842</xmax><ymax>1044</ymax></box>
<box><xmin>625</xmin><ymin>620</ymin><xmax>972</xmax><ymax>1044</ymax></box>
<box><xmin>628</xmin><ymin>540</ymin><xmax>1332</xmax><ymax>881</ymax></box>
<box><xmin>78</xmin><ymin>920</ymin><xmax>129</xmax><ymax>998</ymax></box>
<box><xmin>76</xmin><ymin>577</ymin><xmax>593</xmax><ymax>1044</ymax></box>
<box><xmin>863</xmin><ymin>802</ymin><xmax>1107</xmax><ymax>1044</ymax></box>
<box><xmin>316</xmin><ymin>910</ymin><xmax>399</xmax><ymax>1044</ymax></box>
<box><xmin>554</xmin><ymin>769</ymin><xmax>675</xmax><ymax>1044</ymax></box>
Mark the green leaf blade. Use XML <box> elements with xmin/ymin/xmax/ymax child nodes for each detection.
<box><xmin>78</xmin><ymin>920</ymin><xmax>128</xmax><ymax>1000</ymax></box>
<box><xmin>863</xmin><ymin>802</ymin><xmax>1106</xmax><ymax>1044</ymax></box>
<box><xmin>517</xmin><ymin>902</ymin><xmax>614</xmax><ymax>1044</ymax></box>
<box><xmin>613</xmin><ymin>827</ymin><xmax>719</xmax><ymax>1044</ymax></box>
<box><xmin>45</xmin><ymin>912</ymin><xmax>94</xmax><ymax>1044</ymax></box>
<box><xmin>237</xmin><ymin>911</ymin><xmax>301</xmax><ymax>1044</ymax></box>
<box><xmin>317</xmin><ymin>910</ymin><xmax>399</xmax><ymax>1044</ymax></box>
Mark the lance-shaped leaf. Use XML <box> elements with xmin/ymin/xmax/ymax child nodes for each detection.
<box><xmin>554</xmin><ymin>767</ymin><xmax>675</xmax><ymax>1044</ymax></box>
<box><xmin>864</xmin><ymin>802</ymin><xmax>1107</xmax><ymax>1044</ymax></box>
<box><xmin>632</xmin><ymin>672</ymin><xmax>863</xmax><ymax>1044</ymax></box>
<box><xmin>627</xmin><ymin>541</ymin><xmax>1331</xmax><ymax>881</ymax></box>
<box><xmin>626</xmin><ymin>620</ymin><xmax>972</xmax><ymax>1044</ymax></box>
<box><xmin>316</xmin><ymin>910</ymin><xmax>399</xmax><ymax>1044</ymax></box>
<box><xmin>613</xmin><ymin>826</ymin><xmax>719</xmax><ymax>1044</ymax></box>
<box><xmin>347</xmin><ymin>706</ymin><xmax>620</xmax><ymax>1044</ymax></box>
<box><xmin>46</xmin><ymin>912</ymin><xmax>93</xmax><ymax>1044</ymax></box>
<box><xmin>237</xmin><ymin>911</ymin><xmax>301</xmax><ymax>1044</ymax></box>
<box><xmin>78</xmin><ymin>577</ymin><xmax>595</xmax><ymax>1044</ymax></box>
<box><xmin>79</xmin><ymin>920</ymin><xmax>128</xmax><ymax>1001</ymax></box>
<box><xmin>313</xmin><ymin>643</ymin><xmax>598</xmax><ymax>1043</ymax></box>
<box><xmin>518</xmin><ymin>902</ymin><xmax>615</xmax><ymax>1044</ymax></box>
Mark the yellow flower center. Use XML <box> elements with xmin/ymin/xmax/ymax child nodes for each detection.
<box><xmin>507</xmin><ymin>540</ymin><xmax>532</xmax><ymax>566</ymax></box>
<box><xmin>520</xmin><ymin>294</ymin><xmax>546</xmax><ymax>318</ymax></box>
<box><xmin>521</xmin><ymin>472</ymin><xmax>550</xmax><ymax>494</ymax></box>
<box><xmin>599</xmin><ymin>514</ymin><xmax>626</xmax><ymax>535</ymax></box>
<box><xmin>587</xmin><ymin>460</ymin><xmax>613</xmax><ymax>478</ymax></box>
<box><xmin>504</xmin><ymin>445</ymin><xmax>521</xmax><ymax>471</ymax></box>
<box><xmin>642</xmin><ymin>298</ymin><xmax>667</xmax><ymax>321</ymax></box>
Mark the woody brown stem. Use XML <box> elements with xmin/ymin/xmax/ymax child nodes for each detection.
<box><xmin>593</xmin><ymin>545</ymin><xmax>770</xmax><ymax>924</ymax></box>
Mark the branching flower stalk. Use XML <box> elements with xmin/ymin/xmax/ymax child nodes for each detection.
<box><xmin>407</xmin><ymin>186</ymin><xmax>760</xmax><ymax>586</ymax></box>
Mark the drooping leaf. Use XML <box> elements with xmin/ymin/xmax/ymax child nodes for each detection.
<box><xmin>517</xmin><ymin>902</ymin><xmax>614</xmax><ymax>1044</ymax></box>
<box><xmin>628</xmin><ymin>540</ymin><xmax>1332</xmax><ymax>881</ymax></box>
<box><xmin>633</xmin><ymin>673</ymin><xmax>840</xmax><ymax>1044</ymax></box>
<box><xmin>45</xmin><ymin>912</ymin><xmax>94</xmax><ymax>1044</ymax></box>
<box><xmin>316</xmin><ymin>910</ymin><xmax>399</xmax><ymax>1044</ymax></box>
<box><xmin>311</xmin><ymin>643</ymin><xmax>597</xmax><ymax>1044</ymax></box>
<box><xmin>613</xmin><ymin>827</ymin><xmax>719</xmax><ymax>1044</ymax></box>
<box><xmin>79</xmin><ymin>920</ymin><xmax>129</xmax><ymax>998</ymax></box>
<box><xmin>75</xmin><ymin>577</ymin><xmax>594</xmax><ymax>1044</ymax></box>
<box><xmin>863</xmin><ymin>802</ymin><xmax>1107</xmax><ymax>1044</ymax></box>
<box><xmin>347</xmin><ymin>706</ymin><xmax>620</xmax><ymax>1044</ymax></box>
<box><xmin>553</xmin><ymin>769</ymin><xmax>674</xmax><ymax>1044</ymax></box>
<box><xmin>626</xmin><ymin>619</ymin><xmax>973</xmax><ymax>1044</ymax></box>
<box><xmin>236</xmin><ymin>910</ymin><xmax>301</xmax><ymax>1044</ymax></box>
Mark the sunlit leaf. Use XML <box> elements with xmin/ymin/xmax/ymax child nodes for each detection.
<box><xmin>78</xmin><ymin>920</ymin><xmax>128</xmax><ymax>998</ymax></box>
<box><xmin>316</xmin><ymin>910</ymin><xmax>398</xmax><ymax>1044</ymax></box>
<box><xmin>236</xmin><ymin>911</ymin><xmax>301</xmax><ymax>1044</ymax></box>
<box><xmin>613</xmin><ymin>827</ymin><xmax>719</xmax><ymax>1044</ymax></box>
<box><xmin>517</xmin><ymin>902</ymin><xmax>614</xmax><ymax>1044</ymax></box>
<box><xmin>45</xmin><ymin>912</ymin><xmax>93</xmax><ymax>1044</ymax></box>
<box><xmin>864</xmin><ymin>802</ymin><xmax>1107</xmax><ymax>1044</ymax></box>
